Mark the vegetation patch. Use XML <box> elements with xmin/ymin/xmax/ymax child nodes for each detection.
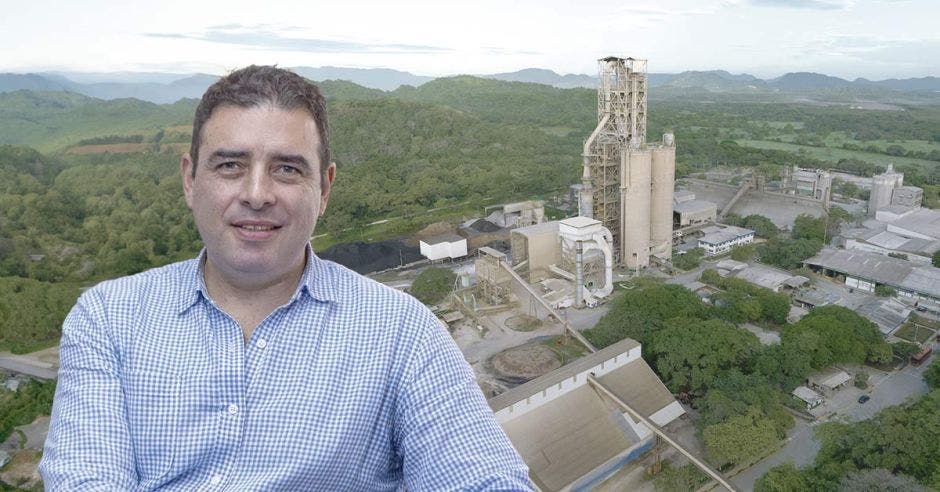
<box><xmin>408</xmin><ymin>267</ymin><xmax>457</xmax><ymax>306</ymax></box>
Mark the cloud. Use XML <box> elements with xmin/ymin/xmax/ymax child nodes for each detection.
<box><xmin>747</xmin><ymin>0</ymin><xmax>849</xmax><ymax>9</ymax></box>
<box><xmin>145</xmin><ymin>24</ymin><xmax>452</xmax><ymax>54</ymax></box>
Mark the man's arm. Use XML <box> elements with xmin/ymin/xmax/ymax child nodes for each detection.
<box><xmin>39</xmin><ymin>290</ymin><xmax>137</xmax><ymax>490</ymax></box>
<box><xmin>394</xmin><ymin>305</ymin><xmax>533</xmax><ymax>491</ymax></box>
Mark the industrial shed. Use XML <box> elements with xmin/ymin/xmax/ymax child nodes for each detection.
<box><xmin>490</xmin><ymin>338</ymin><xmax>684</xmax><ymax>491</ymax></box>
<box><xmin>804</xmin><ymin>249</ymin><xmax>940</xmax><ymax>310</ymax></box>
<box><xmin>418</xmin><ymin>233</ymin><xmax>467</xmax><ymax>261</ymax></box>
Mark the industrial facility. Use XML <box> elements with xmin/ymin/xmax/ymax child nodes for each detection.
<box><xmin>579</xmin><ymin>57</ymin><xmax>676</xmax><ymax>269</ymax></box>
<box><xmin>490</xmin><ymin>339</ymin><xmax>684</xmax><ymax>491</ymax></box>
<box><xmin>839</xmin><ymin>164</ymin><xmax>939</xmax><ymax>263</ymax></box>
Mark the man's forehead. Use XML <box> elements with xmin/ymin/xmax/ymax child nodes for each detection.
<box><xmin>199</xmin><ymin>104</ymin><xmax>321</xmax><ymax>158</ymax></box>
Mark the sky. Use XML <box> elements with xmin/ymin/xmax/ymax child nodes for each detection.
<box><xmin>1</xmin><ymin>0</ymin><xmax>937</xmax><ymax>80</ymax></box>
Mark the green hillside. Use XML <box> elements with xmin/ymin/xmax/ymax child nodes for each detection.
<box><xmin>0</xmin><ymin>90</ymin><xmax>194</xmax><ymax>151</ymax></box>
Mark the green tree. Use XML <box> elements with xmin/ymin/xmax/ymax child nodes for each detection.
<box><xmin>838</xmin><ymin>468</ymin><xmax>927</xmax><ymax>492</ymax></box>
<box><xmin>742</xmin><ymin>214</ymin><xmax>779</xmax><ymax>239</ymax></box>
<box><xmin>644</xmin><ymin>317</ymin><xmax>759</xmax><ymax>394</ymax></box>
<box><xmin>652</xmin><ymin>463</ymin><xmax>708</xmax><ymax>492</ymax></box>
<box><xmin>932</xmin><ymin>250</ymin><xmax>940</xmax><ymax>268</ymax></box>
<box><xmin>755</xmin><ymin>463</ymin><xmax>810</xmax><ymax>492</ymax></box>
<box><xmin>673</xmin><ymin>247</ymin><xmax>705</xmax><ymax>271</ymax></box>
<box><xmin>730</xmin><ymin>243</ymin><xmax>757</xmax><ymax>262</ymax></box>
<box><xmin>892</xmin><ymin>341</ymin><xmax>920</xmax><ymax>361</ymax></box>
<box><xmin>924</xmin><ymin>358</ymin><xmax>940</xmax><ymax>389</ymax></box>
<box><xmin>409</xmin><ymin>267</ymin><xmax>457</xmax><ymax>305</ymax></box>
<box><xmin>793</xmin><ymin>214</ymin><xmax>827</xmax><ymax>242</ymax></box>
<box><xmin>585</xmin><ymin>283</ymin><xmax>707</xmax><ymax>348</ymax></box>
<box><xmin>703</xmin><ymin>408</ymin><xmax>780</xmax><ymax>468</ymax></box>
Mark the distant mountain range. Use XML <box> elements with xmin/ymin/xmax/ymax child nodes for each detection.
<box><xmin>0</xmin><ymin>66</ymin><xmax>938</xmax><ymax>104</ymax></box>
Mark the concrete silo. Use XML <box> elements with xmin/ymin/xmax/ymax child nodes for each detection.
<box><xmin>620</xmin><ymin>148</ymin><xmax>652</xmax><ymax>268</ymax></box>
<box><xmin>868</xmin><ymin>164</ymin><xmax>904</xmax><ymax>217</ymax></box>
<box><xmin>649</xmin><ymin>134</ymin><xmax>676</xmax><ymax>260</ymax></box>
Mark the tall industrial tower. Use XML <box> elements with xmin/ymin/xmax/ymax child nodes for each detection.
<box><xmin>580</xmin><ymin>57</ymin><xmax>675</xmax><ymax>269</ymax></box>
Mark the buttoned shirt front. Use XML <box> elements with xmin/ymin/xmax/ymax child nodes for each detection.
<box><xmin>40</xmin><ymin>250</ymin><xmax>532</xmax><ymax>491</ymax></box>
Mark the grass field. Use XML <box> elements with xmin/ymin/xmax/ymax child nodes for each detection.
<box><xmin>895</xmin><ymin>322</ymin><xmax>935</xmax><ymax>344</ymax></box>
<box><xmin>823</xmin><ymin>132</ymin><xmax>940</xmax><ymax>154</ymax></box>
<box><xmin>736</xmin><ymin>139</ymin><xmax>939</xmax><ymax>172</ymax></box>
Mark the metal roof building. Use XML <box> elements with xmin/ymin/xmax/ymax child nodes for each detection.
<box><xmin>804</xmin><ymin>249</ymin><xmax>940</xmax><ymax>308</ymax></box>
<box><xmin>490</xmin><ymin>338</ymin><xmax>684</xmax><ymax>491</ymax></box>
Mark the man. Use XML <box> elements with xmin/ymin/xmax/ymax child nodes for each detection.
<box><xmin>40</xmin><ymin>66</ymin><xmax>532</xmax><ymax>491</ymax></box>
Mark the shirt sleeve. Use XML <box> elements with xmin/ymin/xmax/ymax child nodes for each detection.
<box><xmin>394</xmin><ymin>304</ymin><xmax>534</xmax><ymax>492</ymax></box>
<box><xmin>39</xmin><ymin>290</ymin><xmax>137</xmax><ymax>491</ymax></box>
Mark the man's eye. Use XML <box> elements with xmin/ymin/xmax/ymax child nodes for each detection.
<box><xmin>276</xmin><ymin>165</ymin><xmax>301</xmax><ymax>175</ymax></box>
<box><xmin>217</xmin><ymin>162</ymin><xmax>240</xmax><ymax>171</ymax></box>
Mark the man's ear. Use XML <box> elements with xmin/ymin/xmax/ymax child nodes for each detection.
<box><xmin>181</xmin><ymin>153</ymin><xmax>196</xmax><ymax>209</ymax></box>
<box><xmin>319</xmin><ymin>162</ymin><xmax>337</xmax><ymax>216</ymax></box>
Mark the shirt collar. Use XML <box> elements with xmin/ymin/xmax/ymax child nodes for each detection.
<box><xmin>177</xmin><ymin>244</ymin><xmax>337</xmax><ymax>314</ymax></box>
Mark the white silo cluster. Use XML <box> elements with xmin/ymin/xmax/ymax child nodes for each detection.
<box><xmin>868</xmin><ymin>164</ymin><xmax>905</xmax><ymax>217</ymax></box>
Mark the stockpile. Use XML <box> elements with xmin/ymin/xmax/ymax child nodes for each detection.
<box><xmin>319</xmin><ymin>240</ymin><xmax>422</xmax><ymax>274</ymax></box>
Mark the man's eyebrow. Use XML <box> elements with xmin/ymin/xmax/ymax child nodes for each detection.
<box><xmin>208</xmin><ymin>149</ymin><xmax>250</xmax><ymax>161</ymax></box>
<box><xmin>271</xmin><ymin>153</ymin><xmax>312</xmax><ymax>171</ymax></box>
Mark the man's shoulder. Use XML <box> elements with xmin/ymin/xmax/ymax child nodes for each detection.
<box><xmin>84</xmin><ymin>258</ymin><xmax>199</xmax><ymax>303</ymax></box>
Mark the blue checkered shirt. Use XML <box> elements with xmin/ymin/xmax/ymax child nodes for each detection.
<box><xmin>40</xmin><ymin>250</ymin><xmax>532</xmax><ymax>491</ymax></box>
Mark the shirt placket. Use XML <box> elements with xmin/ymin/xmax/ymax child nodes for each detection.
<box><xmin>204</xmin><ymin>304</ymin><xmax>247</xmax><ymax>489</ymax></box>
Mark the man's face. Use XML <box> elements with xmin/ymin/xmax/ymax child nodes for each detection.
<box><xmin>181</xmin><ymin>103</ymin><xmax>335</xmax><ymax>285</ymax></box>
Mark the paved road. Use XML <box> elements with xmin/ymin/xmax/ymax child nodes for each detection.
<box><xmin>732</xmin><ymin>347</ymin><xmax>935</xmax><ymax>491</ymax></box>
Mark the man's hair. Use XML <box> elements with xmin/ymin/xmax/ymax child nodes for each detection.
<box><xmin>189</xmin><ymin>65</ymin><xmax>331</xmax><ymax>178</ymax></box>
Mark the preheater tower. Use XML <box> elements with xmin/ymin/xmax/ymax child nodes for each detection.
<box><xmin>581</xmin><ymin>57</ymin><xmax>675</xmax><ymax>269</ymax></box>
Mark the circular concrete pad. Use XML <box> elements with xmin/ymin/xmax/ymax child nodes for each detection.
<box><xmin>489</xmin><ymin>343</ymin><xmax>561</xmax><ymax>384</ymax></box>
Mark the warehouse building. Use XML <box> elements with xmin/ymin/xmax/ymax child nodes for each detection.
<box><xmin>490</xmin><ymin>338</ymin><xmax>684</xmax><ymax>491</ymax></box>
<box><xmin>804</xmin><ymin>248</ymin><xmax>940</xmax><ymax>311</ymax></box>
<box><xmin>673</xmin><ymin>190</ymin><xmax>717</xmax><ymax>228</ymax></box>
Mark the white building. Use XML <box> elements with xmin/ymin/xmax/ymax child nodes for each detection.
<box><xmin>418</xmin><ymin>233</ymin><xmax>468</xmax><ymax>261</ymax></box>
<box><xmin>697</xmin><ymin>226</ymin><xmax>755</xmax><ymax>256</ymax></box>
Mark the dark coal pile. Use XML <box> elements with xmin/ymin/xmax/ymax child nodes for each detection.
<box><xmin>318</xmin><ymin>240</ymin><xmax>422</xmax><ymax>274</ymax></box>
<box><xmin>468</xmin><ymin>219</ymin><xmax>501</xmax><ymax>232</ymax></box>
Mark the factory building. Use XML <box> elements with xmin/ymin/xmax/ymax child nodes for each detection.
<box><xmin>783</xmin><ymin>166</ymin><xmax>832</xmax><ymax>202</ymax></box>
<box><xmin>697</xmin><ymin>225</ymin><xmax>755</xmax><ymax>256</ymax></box>
<box><xmin>805</xmin><ymin>248</ymin><xmax>940</xmax><ymax>311</ymax></box>
<box><xmin>490</xmin><ymin>338</ymin><xmax>684</xmax><ymax>491</ymax></box>
<box><xmin>510</xmin><ymin>217</ymin><xmax>614</xmax><ymax>308</ymax></box>
<box><xmin>579</xmin><ymin>57</ymin><xmax>676</xmax><ymax>269</ymax></box>
<box><xmin>868</xmin><ymin>164</ymin><xmax>923</xmax><ymax>217</ymax></box>
<box><xmin>838</xmin><ymin>165</ymin><xmax>938</xmax><ymax>262</ymax></box>
<box><xmin>673</xmin><ymin>190</ymin><xmax>717</xmax><ymax>228</ymax></box>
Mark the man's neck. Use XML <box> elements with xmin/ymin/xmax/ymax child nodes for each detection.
<box><xmin>202</xmin><ymin>253</ymin><xmax>307</xmax><ymax>341</ymax></box>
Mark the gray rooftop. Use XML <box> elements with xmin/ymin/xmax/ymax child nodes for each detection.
<box><xmin>804</xmin><ymin>248</ymin><xmax>940</xmax><ymax>299</ymax></box>
<box><xmin>699</xmin><ymin>226</ymin><xmax>754</xmax><ymax>246</ymax></box>
<box><xmin>674</xmin><ymin>199</ymin><xmax>717</xmax><ymax>215</ymax></box>
<box><xmin>889</xmin><ymin>208</ymin><xmax>940</xmax><ymax>240</ymax></box>
<box><xmin>511</xmin><ymin>220</ymin><xmax>560</xmax><ymax>238</ymax></box>
<box><xmin>857</xmin><ymin>298</ymin><xmax>911</xmax><ymax>335</ymax></box>
<box><xmin>421</xmin><ymin>233</ymin><xmax>465</xmax><ymax>245</ymax></box>
<box><xmin>489</xmin><ymin>338</ymin><xmax>640</xmax><ymax>413</ymax></box>
<box><xmin>734</xmin><ymin>264</ymin><xmax>795</xmax><ymax>291</ymax></box>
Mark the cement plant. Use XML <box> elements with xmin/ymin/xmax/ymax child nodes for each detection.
<box><xmin>366</xmin><ymin>57</ymin><xmax>940</xmax><ymax>491</ymax></box>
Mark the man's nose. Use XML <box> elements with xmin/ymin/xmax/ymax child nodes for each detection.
<box><xmin>240</xmin><ymin>167</ymin><xmax>275</xmax><ymax>209</ymax></box>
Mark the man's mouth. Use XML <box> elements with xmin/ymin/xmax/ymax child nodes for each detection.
<box><xmin>237</xmin><ymin>224</ymin><xmax>278</xmax><ymax>231</ymax></box>
<box><xmin>232</xmin><ymin>221</ymin><xmax>282</xmax><ymax>232</ymax></box>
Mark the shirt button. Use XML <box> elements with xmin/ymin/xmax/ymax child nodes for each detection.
<box><xmin>210</xmin><ymin>474</ymin><xmax>222</xmax><ymax>485</ymax></box>
<box><xmin>227</xmin><ymin>403</ymin><xmax>238</xmax><ymax>415</ymax></box>
<box><xmin>256</xmin><ymin>338</ymin><xmax>267</xmax><ymax>349</ymax></box>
